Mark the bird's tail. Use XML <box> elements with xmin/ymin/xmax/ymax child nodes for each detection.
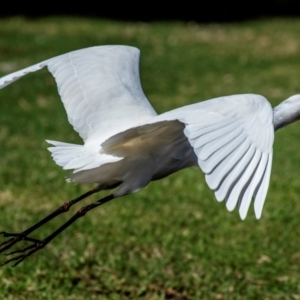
<box><xmin>46</xmin><ymin>140</ymin><xmax>123</xmax><ymax>174</ymax></box>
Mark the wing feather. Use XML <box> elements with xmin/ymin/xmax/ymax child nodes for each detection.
<box><xmin>253</xmin><ymin>152</ymin><xmax>273</xmax><ymax>219</ymax></box>
<box><xmin>186</xmin><ymin>118</ymin><xmax>234</xmax><ymax>140</ymax></box>
<box><xmin>198</xmin><ymin>129</ymin><xmax>244</xmax><ymax>173</ymax></box>
<box><xmin>198</xmin><ymin>126</ymin><xmax>242</xmax><ymax>162</ymax></box>
<box><xmin>238</xmin><ymin>153</ymin><xmax>268</xmax><ymax>219</ymax></box>
<box><xmin>0</xmin><ymin>62</ymin><xmax>48</xmax><ymax>88</ymax></box>
<box><xmin>225</xmin><ymin>148</ymin><xmax>260</xmax><ymax>213</ymax></box>
<box><xmin>186</xmin><ymin>95</ymin><xmax>274</xmax><ymax>218</ymax></box>
<box><xmin>156</xmin><ymin>94</ymin><xmax>274</xmax><ymax>218</ymax></box>
<box><xmin>214</xmin><ymin>140</ymin><xmax>253</xmax><ymax>200</ymax></box>
<box><xmin>193</xmin><ymin>121</ymin><xmax>239</xmax><ymax>150</ymax></box>
<box><xmin>205</xmin><ymin>137</ymin><xmax>250</xmax><ymax>192</ymax></box>
<box><xmin>0</xmin><ymin>46</ymin><xmax>157</xmax><ymax>142</ymax></box>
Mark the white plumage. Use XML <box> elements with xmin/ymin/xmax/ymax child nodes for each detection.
<box><xmin>0</xmin><ymin>45</ymin><xmax>300</xmax><ymax>266</ymax></box>
<box><xmin>0</xmin><ymin>45</ymin><xmax>283</xmax><ymax>219</ymax></box>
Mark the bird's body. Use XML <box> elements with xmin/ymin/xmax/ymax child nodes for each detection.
<box><xmin>71</xmin><ymin>119</ymin><xmax>197</xmax><ymax>194</ymax></box>
<box><xmin>0</xmin><ymin>45</ymin><xmax>300</xmax><ymax>266</ymax></box>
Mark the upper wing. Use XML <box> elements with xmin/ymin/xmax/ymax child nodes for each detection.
<box><xmin>155</xmin><ymin>94</ymin><xmax>274</xmax><ymax>219</ymax></box>
<box><xmin>0</xmin><ymin>46</ymin><xmax>157</xmax><ymax>141</ymax></box>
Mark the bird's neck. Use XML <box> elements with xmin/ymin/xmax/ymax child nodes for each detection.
<box><xmin>273</xmin><ymin>95</ymin><xmax>300</xmax><ymax>131</ymax></box>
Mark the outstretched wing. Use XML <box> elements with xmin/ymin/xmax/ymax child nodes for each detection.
<box><xmin>0</xmin><ymin>46</ymin><xmax>157</xmax><ymax>141</ymax></box>
<box><xmin>156</xmin><ymin>94</ymin><xmax>274</xmax><ymax>220</ymax></box>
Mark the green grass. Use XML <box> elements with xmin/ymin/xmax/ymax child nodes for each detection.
<box><xmin>1</xmin><ymin>16</ymin><xmax>300</xmax><ymax>299</ymax></box>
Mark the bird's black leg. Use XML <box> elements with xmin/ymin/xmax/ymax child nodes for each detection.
<box><xmin>1</xmin><ymin>194</ymin><xmax>115</xmax><ymax>266</ymax></box>
<box><xmin>0</xmin><ymin>187</ymin><xmax>99</xmax><ymax>254</ymax></box>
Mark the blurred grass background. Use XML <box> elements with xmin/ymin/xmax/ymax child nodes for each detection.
<box><xmin>0</xmin><ymin>17</ymin><xmax>300</xmax><ymax>299</ymax></box>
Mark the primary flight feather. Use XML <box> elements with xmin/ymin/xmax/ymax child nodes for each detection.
<box><xmin>0</xmin><ymin>45</ymin><xmax>299</xmax><ymax>266</ymax></box>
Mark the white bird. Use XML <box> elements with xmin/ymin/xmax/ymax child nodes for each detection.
<box><xmin>0</xmin><ymin>45</ymin><xmax>299</xmax><ymax>266</ymax></box>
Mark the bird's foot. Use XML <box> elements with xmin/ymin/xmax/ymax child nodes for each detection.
<box><xmin>0</xmin><ymin>240</ymin><xmax>47</xmax><ymax>267</ymax></box>
<box><xmin>0</xmin><ymin>231</ymin><xmax>41</xmax><ymax>255</ymax></box>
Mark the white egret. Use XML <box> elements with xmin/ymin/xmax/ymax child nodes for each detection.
<box><xmin>0</xmin><ymin>45</ymin><xmax>299</xmax><ymax>266</ymax></box>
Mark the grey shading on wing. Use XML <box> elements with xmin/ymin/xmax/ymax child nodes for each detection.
<box><xmin>0</xmin><ymin>46</ymin><xmax>157</xmax><ymax>141</ymax></box>
<box><xmin>156</xmin><ymin>94</ymin><xmax>274</xmax><ymax>219</ymax></box>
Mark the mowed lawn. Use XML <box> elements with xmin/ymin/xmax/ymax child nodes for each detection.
<box><xmin>0</xmin><ymin>17</ymin><xmax>300</xmax><ymax>300</ymax></box>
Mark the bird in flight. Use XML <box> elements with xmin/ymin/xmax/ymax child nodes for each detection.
<box><xmin>0</xmin><ymin>45</ymin><xmax>299</xmax><ymax>266</ymax></box>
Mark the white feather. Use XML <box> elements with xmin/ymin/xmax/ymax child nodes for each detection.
<box><xmin>0</xmin><ymin>46</ymin><xmax>281</xmax><ymax>220</ymax></box>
